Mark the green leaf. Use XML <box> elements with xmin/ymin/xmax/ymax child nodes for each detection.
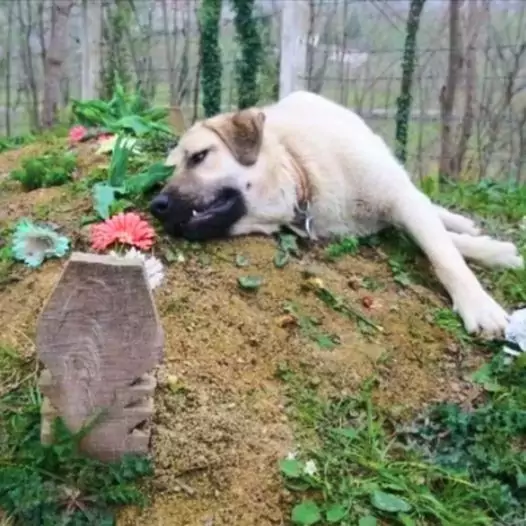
<box><xmin>291</xmin><ymin>500</ymin><xmax>321</xmax><ymax>525</ymax></box>
<box><xmin>93</xmin><ymin>183</ymin><xmax>121</xmax><ymax>219</ymax></box>
<box><xmin>114</xmin><ymin>115</ymin><xmax>153</xmax><ymax>136</ymax></box>
<box><xmin>274</xmin><ymin>249</ymin><xmax>290</xmax><ymax>268</ymax></box>
<box><xmin>398</xmin><ymin>514</ymin><xmax>416</xmax><ymax>526</ymax></box>
<box><xmin>370</xmin><ymin>491</ymin><xmax>412</xmax><ymax>513</ymax></box>
<box><xmin>108</xmin><ymin>136</ymin><xmax>131</xmax><ymax>187</ymax></box>
<box><xmin>125</xmin><ymin>163</ymin><xmax>174</xmax><ymax>196</ymax></box>
<box><xmin>279</xmin><ymin>233</ymin><xmax>299</xmax><ymax>254</ymax></box>
<box><xmin>358</xmin><ymin>516</ymin><xmax>377</xmax><ymax>526</ymax></box>
<box><xmin>235</xmin><ymin>254</ymin><xmax>249</xmax><ymax>267</ymax></box>
<box><xmin>314</xmin><ymin>334</ymin><xmax>337</xmax><ymax>350</ymax></box>
<box><xmin>332</xmin><ymin>427</ymin><xmax>359</xmax><ymax>440</ymax></box>
<box><xmin>279</xmin><ymin>458</ymin><xmax>303</xmax><ymax>478</ymax></box>
<box><xmin>326</xmin><ymin>503</ymin><xmax>347</xmax><ymax>523</ymax></box>
<box><xmin>238</xmin><ymin>276</ymin><xmax>263</xmax><ymax>291</ymax></box>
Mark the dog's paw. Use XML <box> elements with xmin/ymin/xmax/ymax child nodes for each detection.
<box><xmin>498</xmin><ymin>242</ymin><xmax>524</xmax><ymax>269</ymax></box>
<box><xmin>454</xmin><ymin>216</ymin><xmax>481</xmax><ymax>236</ymax></box>
<box><xmin>453</xmin><ymin>288</ymin><xmax>509</xmax><ymax>337</ymax></box>
<box><xmin>462</xmin><ymin>220</ymin><xmax>481</xmax><ymax>236</ymax></box>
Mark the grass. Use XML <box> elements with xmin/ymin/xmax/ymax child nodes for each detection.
<box><xmin>0</xmin><ymin>380</ymin><xmax>153</xmax><ymax>525</ymax></box>
<box><xmin>1</xmin><ymin>86</ymin><xmax>526</xmax><ymax>524</ymax></box>
<box><xmin>272</xmin><ymin>177</ymin><xmax>526</xmax><ymax>526</ymax></box>
<box><xmin>277</xmin><ymin>371</ymin><xmax>501</xmax><ymax>526</ymax></box>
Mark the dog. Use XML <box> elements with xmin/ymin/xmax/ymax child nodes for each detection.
<box><xmin>150</xmin><ymin>90</ymin><xmax>523</xmax><ymax>337</ymax></box>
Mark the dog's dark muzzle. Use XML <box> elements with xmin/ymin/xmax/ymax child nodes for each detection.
<box><xmin>149</xmin><ymin>187</ymin><xmax>247</xmax><ymax>241</ymax></box>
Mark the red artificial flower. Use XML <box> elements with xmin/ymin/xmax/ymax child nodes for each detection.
<box><xmin>90</xmin><ymin>212</ymin><xmax>155</xmax><ymax>252</ymax></box>
<box><xmin>69</xmin><ymin>125</ymin><xmax>88</xmax><ymax>143</ymax></box>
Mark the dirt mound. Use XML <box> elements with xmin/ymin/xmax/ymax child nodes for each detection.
<box><xmin>0</xmin><ymin>146</ymin><xmax>485</xmax><ymax>526</ymax></box>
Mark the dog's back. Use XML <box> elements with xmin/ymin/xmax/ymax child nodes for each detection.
<box><xmin>262</xmin><ymin>91</ymin><xmax>413</xmax><ymax>237</ymax></box>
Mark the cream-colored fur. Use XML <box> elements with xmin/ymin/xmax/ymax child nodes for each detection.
<box><xmin>163</xmin><ymin>90</ymin><xmax>523</xmax><ymax>336</ymax></box>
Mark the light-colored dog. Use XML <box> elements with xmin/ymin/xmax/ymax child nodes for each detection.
<box><xmin>150</xmin><ymin>90</ymin><xmax>523</xmax><ymax>337</ymax></box>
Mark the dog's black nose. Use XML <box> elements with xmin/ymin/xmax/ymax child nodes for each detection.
<box><xmin>150</xmin><ymin>194</ymin><xmax>172</xmax><ymax>219</ymax></box>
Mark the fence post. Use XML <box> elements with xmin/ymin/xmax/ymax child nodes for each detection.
<box><xmin>80</xmin><ymin>0</ymin><xmax>102</xmax><ymax>100</ymax></box>
<box><xmin>279</xmin><ymin>1</ymin><xmax>309</xmax><ymax>99</ymax></box>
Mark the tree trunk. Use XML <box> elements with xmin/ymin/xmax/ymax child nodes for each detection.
<box><xmin>81</xmin><ymin>0</ymin><xmax>102</xmax><ymax>100</ymax></box>
<box><xmin>17</xmin><ymin>0</ymin><xmax>40</xmax><ymax>132</ymax></box>
<box><xmin>439</xmin><ymin>0</ymin><xmax>463</xmax><ymax>180</ymax></box>
<box><xmin>394</xmin><ymin>0</ymin><xmax>427</xmax><ymax>164</ymax></box>
<box><xmin>41</xmin><ymin>0</ymin><xmax>75</xmax><ymax>128</ymax></box>
<box><xmin>5</xmin><ymin>0</ymin><xmax>14</xmax><ymax>135</ymax></box>
<box><xmin>161</xmin><ymin>0</ymin><xmax>178</xmax><ymax>106</ymax></box>
<box><xmin>452</xmin><ymin>0</ymin><xmax>481</xmax><ymax>178</ymax></box>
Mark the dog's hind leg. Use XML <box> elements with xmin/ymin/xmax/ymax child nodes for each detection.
<box><xmin>434</xmin><ymin>205</ymin><xmax>481</xmax><ymax>235</ymax></box>
<box><xmin>449</xmin><ymin>232</ymin><xmax>523</xmax><ymax>269</ymax></box>
<box><xmin>391</xmin><ymin>189</ymin><xmax>509</xmax><ymax>336</ymax></box>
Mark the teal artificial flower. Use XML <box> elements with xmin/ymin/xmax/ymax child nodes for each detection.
<box><xmin>11</xmin><ymin>219</ymin><xmax>70</xmax><ymax>268</ymax></box>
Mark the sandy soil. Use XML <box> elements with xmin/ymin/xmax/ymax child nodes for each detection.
<box><xmin>0</xmin><ymin>144</ymin><xmax>485</xmax><ymax>526</ymax></box>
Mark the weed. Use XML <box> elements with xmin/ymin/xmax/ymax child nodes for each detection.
<box><xmin>9</xmin><ymin>151</ymin><xmax>77</xmax><ymax>191</ymax></box>
<box><xmin>325</xmin><ymin>236</ymin><xmax>360</xmax><ymax>260</ymax></box>
<box><xmin>0</xmin><ymin>135</ymin><xmax>36</xmax><ymax>153</ymax></box>
<box><xmin>283</xmin><ymin>302</ymin><xmax>340</xmax><ymax>351</ymax></box>
<box><xmin>0</xmin><ymin>383</ymin><xmax>152</xmax><ymax>525</ymax></box>
<box><xmin>399</xmin><ymin>352</ymin><xmax>526</xmax><ymax>525</ymax></box>
<box><xmin>279</xmin><ymin>374</ymin><xmax>495</xmax><ymax>525</ymax></box>
<box><xmin>433</xmin><ymin>308</ymin><xmax>471</xmax><ymax>344</ymax></box>
<box><xmin>302</xmin><ymin>273</ymin><xmax>383</xmax><ymax>334</ymax></box>
<box><xmin>274</xmin><ymin>232</ymin><xmax>301</xmax><ymax>268</ymax></box>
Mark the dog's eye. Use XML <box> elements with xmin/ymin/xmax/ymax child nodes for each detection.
<box><xmin>188</xmin><ymin>149</ymin><xmax>209</xmax><ymax>167</ymax></box>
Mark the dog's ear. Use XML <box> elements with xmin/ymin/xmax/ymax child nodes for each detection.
<box><xmin>205</xmin><ymin>109</ymin><xmax>265</xmax><ymax>166</ymax></box>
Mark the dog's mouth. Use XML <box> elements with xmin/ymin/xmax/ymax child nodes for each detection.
<box><xmin>186</xmin><ymin>189</ymin><xmax>240</xmax><ymax>228</ymax></box>
<box><xmin>154</xmin><ymin>187</ymin><xmax>247</xmax><ymax>241</ymax></box>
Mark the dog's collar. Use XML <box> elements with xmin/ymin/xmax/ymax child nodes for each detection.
<box><xmin>287</xmin><ymin>151</ymin><xmax>315</xmax><ymax>239</ymax></box>
<box><xmin>288</xmin><ymin>151</ymin><xmax>311</xmax><ymax>206</ymax></box>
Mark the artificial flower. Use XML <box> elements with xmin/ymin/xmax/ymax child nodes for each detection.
<box><xmin>96</xmin><ymin>135</ymin><xmax>140</xmax><ymax>155</ymax></box>
<box><xmin>503</xmin><ymin>308</ymin><xmax>526</xmax><ymax>357</ymax></box>
<box><xmin>90</xmin><ymin>212</ymin><xmax>155</xmax><ymax>252</ymax></box>
<box><xmin>11</xmin><ymin>219</ymin><xmax>69</xmax><ymax>268</ymax></box>
<box><xmin>68</xmin><ymin>125</ymin><xmax>88</xmax><ymax>143</ymax></box>
<box><xmin>109</xmin><ymin>247</ymin><xmax>164</xmax><ymax>290</ymax></box>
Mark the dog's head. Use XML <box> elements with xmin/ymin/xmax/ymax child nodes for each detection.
<box><xmin>150</xmin><ymin>108</ymin><xmax>267</xmax><ymax>240</ymax></box>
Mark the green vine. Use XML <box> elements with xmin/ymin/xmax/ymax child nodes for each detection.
<box><xmin>100</xmin><ymin>1</ymin><xmax>132</xmax><ymax>100</ymax></box>
<box><xmin>231</xmin><ymin>0</ymin><xmax>263</xmax><ymax>109</ymax></box>
<box><xmin>394</xmin><ymin>0</ymin><xmax>427</xmax><ymax>163</ymax></box>
<box><xmin>200</xmin><ymin>0</ymin><xmax>223</xmax><ymax>117</ymax></box>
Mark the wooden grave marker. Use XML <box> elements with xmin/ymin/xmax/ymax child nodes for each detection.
<box><xmin>37</xmin><ymin>252</ymin><xmax>164</xmax><ymax>462</ymax></box>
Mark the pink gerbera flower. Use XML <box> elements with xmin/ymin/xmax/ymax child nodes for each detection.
<box><xmin>69</xmin><ymin>125</ymin><xmax>88</xmax><ymax>143</ymax></box>
<box><xmin>90</xmin><ymin>212</ymin><xmax>156</xmax><ymax>252</ymax></box>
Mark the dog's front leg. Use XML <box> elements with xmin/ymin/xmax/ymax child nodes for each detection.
<box><xmin>391</xmin><ymin>190</ymin><xmax>509</xmax><ymax>336</ymax></box>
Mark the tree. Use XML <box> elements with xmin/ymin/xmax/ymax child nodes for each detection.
<box><xmin>200</xmin><ymin>0</ymin><xmax>223</xmax><ymax>117</ymax></box>
<box><xmin>231</xmin><ymin>0</ymin><xmax>263</xmax><ymax>109</ymax></box>
<box><xmin>41</xmin><ymin>0</ymin><xmax>75</xmax><ymax>129</ymax></box>
<box><xmin>394</xmin><ymin>0</ymin><xmax>427</xmax><ymax>163</ymax></box>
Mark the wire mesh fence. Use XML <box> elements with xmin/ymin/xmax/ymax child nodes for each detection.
<box><xmin>0</xmin><ymin>0</ymin><xmax>525</xmax><ymax>181</ymax></box>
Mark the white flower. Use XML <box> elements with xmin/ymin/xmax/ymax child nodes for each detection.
<box><xmin>303</xmin><ymin>460</ymin><xmax>318</xmax><ymax>476</ymax></box>
<box><xmin>109</xmin><ymin>247</ymin><xmax>165</xmax><ymax>290</ymax></box>
<box><xmin>286</xmin><ymin>451</ymin><xmax>297</xmax><ymax>460</ymax></box>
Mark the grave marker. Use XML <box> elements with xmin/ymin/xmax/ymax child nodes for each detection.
<box><xmin>37</xmin><ymin>252</ymin><xmax>164</xmax><ymax>462</ymax></box>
